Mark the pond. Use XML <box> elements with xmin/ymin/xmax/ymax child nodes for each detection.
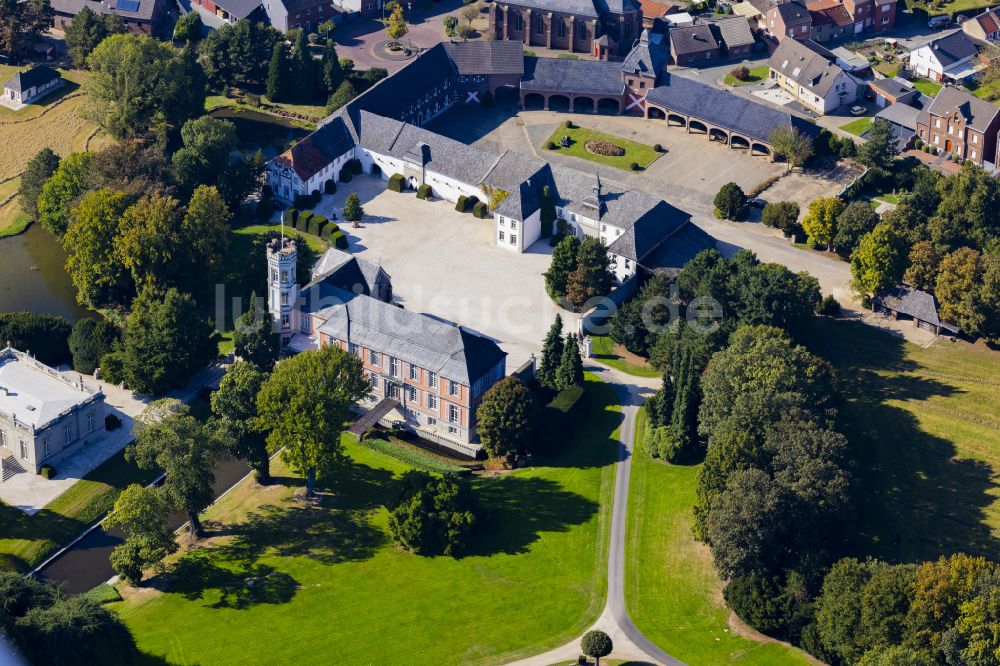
<box><xmin>207</xmin><ymin>108</ymin><xmax>311</xmax><ymax>160</ymax></box>
<box><xmin>0</xmin><ymin>223</ymin><xmax>88</xmax><ymax>322</ymax></box>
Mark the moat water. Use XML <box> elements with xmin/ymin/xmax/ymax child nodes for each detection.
<box><xmin>0</xmin><ymin>223</ymin><xmax>88</xmax><ymax>321</ymax></box>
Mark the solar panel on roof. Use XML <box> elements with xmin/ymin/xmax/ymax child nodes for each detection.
<box><xmin>116</xmin><ymin>0</ymin><xmax>140</xmax><ymax>12</ymax></box>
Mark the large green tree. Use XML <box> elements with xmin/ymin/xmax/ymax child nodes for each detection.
<box><xmin>233</xmin><ymin>293</ymin><xmax>279</xmax><ymax>371</ymax></box>
<box><xmin>18</xmin><ymin>148</ymin><xmax>60</xmax><ymax>221</ymax></box>
<box><xmin>555</xmin><ymin>332</ymin><xmax>584</xmax><ymax>390</ymax></box>
<box><xmin>128</xmin><ymin>400</ymin><xmax>221</xmax><ymax>537</ymax></box>
<box><xmin>768</xmin><ymin>126</ymin><xmax>814</xmax><ymax>173</ymax></box>
<box><xmin>387</xmin><ymin>472</ymin><xmax>477</xmax><ymax>556</ymax></box>
<box><xmin>321</xmin><ymin>39</ymin><xmax>343</xmax><ymax>93</ymax></box>
<box><xmin>565</xmin><ymin>236</ymin><xmax>613</xmax><ymax>310</ymax></box>
<box><xmin>85</xmin><ymin>34</ymin><xmax>206</xmax><ymax>140</ymax></box>
<box><xmin>211</xmin><ymin>361</ymin><xmax>271</xmax><ymax>484</ymax></box>
<box><xmin>537</xmin><ymin>314</ymin><xmax>564</xmax><ymax>391</ymax></box>
<box><xmin>63</xmin><ymin>6</ymin><xmax>124</xmax><ymax>67</ymax></box>
<box><xmin>266</xmin><ymin>41</ymin><xmax>290</xmax><ymax>102</ymax></box>
<box><xmin>0</xmin><ymin>0</ymin><xmax>54</xmax><ymax>58</ymax></box>
<box><xmin>714</xmin><ymin>181</ymin><xmax>748</xmax><ymax>220</ymax></box>
<box><xmin>104</xmin><ymin>483</ymin><xmax>177</xmax><ymax>584</ymax></box>
<box><xmin>256</xmin><ymin>345</ymin><xmax>369</xmax><ymax>496</ymax></box>
<box><xmin>833</xmin><ymin>200</ymin><xmax>879</xmax><ymax>258</ymax></box>
<box><xmin>475</xmin><ymin>376</ymin><xmax>540</xmax><ymax>464</ymax></box>
<box><xmin>68</xmin><ymin>317</ymin><xmax>119</xmax><ymax>375</ymax></box>
<box><xmin>544</xmin><ymin>234</ymin><xmax>580</xmax><ymax>301</ymax></box>
<box><xmin>857</xmin><ymin>118</ymin><xmax>898</xmax><ymax>172</ymax></box>
<box><xmin>801</xmin><ymin>196</ymin><xmax>845</xmax><ymax>250</ymax></box>
<box><xmin>63</xmin><ymin>188</ymin><xmax>132</xmax><ymax>310</ymax></box>
<box><xmin>103</xmin><ymin>287</ymin><xmax>219</xmax><ymax>395</ymax></box>
<box><xmin>850</xmin><ymin>222</ymin><xmax>907</xmax><ymax>297</ymax></box>
<box><xmin>198</xmin><ymin>18</ymin><xmax>280</xmax><ymax>86</ymax></box>
<box><xmin>171</xmin><ymin>116</ymin><xmax>239</xmax><ymax>195</ymax></box>
<box><xmin>37</xmin><ymin>151</ymin><xmax>93</xmax><ymax>238</ymax></box>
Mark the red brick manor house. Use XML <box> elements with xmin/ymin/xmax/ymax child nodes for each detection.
<box><xmin>489</xmin><ymin>0</ymin><xmax>644</xmax><ymax>58</ymax></box>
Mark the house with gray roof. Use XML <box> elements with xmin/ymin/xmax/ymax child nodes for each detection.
<box><xmin>769</xmin><ymin>38</ymin><xmax>861</xmax><ymax>114</ymax></box>
<box><xmin>708</xmin><ymin>16</ymin><xmax>756</xmax><ymax>59</ymax></box>
<box><xmin>874</xmin><ymin>285</ymin><xmax>959</xmax><ymax>336</ymax></box>
<box><xmin>668</xmin><ymin>23</ymin><xmax>720</xmax><ymax>66</ymax></box>
<box><xmin>52</xmin><ymin>0</ymin><xmax>169</xmax><ymax>36</ymax></box>
<box><xmin>2</xmin><ymin>66</ymin><xmax>61</xmax><ymax>107</ymax></box>
<box><xmin>916</xmin><ymin>86</ymin><xmax>1000</xmax><ymax>168</ymax></box>
<box><xmin>909</xmin><ymin>30</ymin><xmax>980</xmax><ymax>82</ymax></box>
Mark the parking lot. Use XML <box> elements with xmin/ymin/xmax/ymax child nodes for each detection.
<box><xmin>314</xmin><ymin>177</ymin><xmax>565</xmax><ymax>371</ymax></box>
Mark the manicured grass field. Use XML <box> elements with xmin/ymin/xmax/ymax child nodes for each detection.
<box><xmin>840</xmin><ymin>117</ymin><xmax>873</xmax><ymax>137</ymax></box>
<box><xmin>0</xmin><ymin>451</ymin><xmax>158</xmax><ymax>572</ymax></box>
<box><xmin>625</xmin><ymin>408</ymin><xmax>812</xmax><ymax>665</ymax></box>
<box><xmin>913</xmin><ymin>78</ymin><xmax>943</xmax><ymax>98</ymax></box>
<box><xmin>723</xmin><ymin>65</ymin><xmax>769</xmax><ymax>87</ymax></box>
<box><xmin>544</xmin><ymin>125</ymin><xmax>661</xmax><ymax>171</ymax></box>
<box><xmin>802</xmin><ymin>318</ymin><xmax>1000</xmax><ymax>563</ymax></box>
<box><xmin>114</xmin><ymin>375</ymin><xmax>621</xmax><ymax>665</ymax></box>
<box><xmin>591</xmin><ymin>335</ymin><xmax>661</xmax><ymax>378</ymax></box>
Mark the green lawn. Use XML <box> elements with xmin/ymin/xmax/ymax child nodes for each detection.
<box><xmin>591</xmin><ymin>335</ymin><xmax>661</xmax><ymax>378</ymax></box>
<box><xmin>913</xmin><ymin>78</ymin><xmax>943</xmax><ymax>97</ymax></box>
<box><xmin>625</xmin><ymin>408</ymin><xmax>813</xmax><ymax>665</ymax></box>
<box><xmin>918</xmin><ymin>0</ymin><xmax>992</xmax><ymax>15</ymax></box>
<box><xmin>723</xmin><ymin>65</ymin><xmax>769</xmax><ymax>87</ymax></box>
<box><xmin>873</xmin><ymin>191</ymin><xmax>902</xmax><ymax>205</ymax></box>
<box><xmin>802</xmin><ymin>318</ymin><xmax>1000</xmax><ymax>563</ymax></box>
<box><xmin>204</xmin><ymin>95</ymin><xmax>326</xmax><ymax>124</ymax></box>
<box><xmin>0</xmin><ymin>451</ymin><xmax>159</xmax><ymax>572</ymax></box>
<box><xmin>840</xmin><ymin>117</ymin><xmax>873</xmax><ymax>137</ymax></box>
<box><xmin>114</xmin><ymin>375</ymin><xmax>621</xmax><ymax>665</ymax></box>
<box><xmin>544</xmin><ymin>125</ymin><xmax>661</xmax><ymax>171</ymax></box>
<box><xmin>966</xmin><ymin>80</ymin><xmax>1000</xmax><ymax>105</ymax></box>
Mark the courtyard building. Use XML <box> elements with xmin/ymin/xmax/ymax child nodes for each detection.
<box><xmin>267</xmin><ymin>241</ymin><xmax>506</xmax><ymax>456</ymax></box>
<box><xmin>707</xmin><ymin>16</ymin><xmax>756</xmax><ymax>60</ymax></box>
<box><xmin>768</xmin><ymin>38</ymin><xmax>862</xmax><ymax>115</ymax></box>
<box><xmin>489</xmin><ymin>0</ymin><xmax>643</xmax><ymax>58</ymax></box>
<box><xmin>0</xmin><ymin>348</ymin><xmax>106</xmax><ymax>478</ymax></box>
<box><xmin>915</xmin><ymin>87</ymin><xmax>1000</xmax><ymax>168</ymax></box>
<box><xmin>2</xmin><ymin>66</ymin><xmax>62</xmax><ymax>109</ymax></box>
<box><xmin>668</xmin><ymin>23</ymin><xmax>720</xmax><ymax>66</ymax></box>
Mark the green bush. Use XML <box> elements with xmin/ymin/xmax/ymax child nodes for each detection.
<box><xmin>69</xmin><ymin>317</ymin><xmax>119</xmax><ymax>375</ymax></box>
<box><xmin>324</xmin><ymin>179</ymin><xmax>336</xmax><ymax>195</ymax></box>
<box><xmin>83</xmin><ymin>583</ymin><xmax>123</xmax><ymax>604</ymax></box>
<box><xmin>630</xmin><ymin>161</ymin><xmax>639</xmax><ymax>171</ymax></box>
<box><xmin>350</xmin><ymin>159</ymin><xmax>362</xmax><ymax>175</ymax></box>
<box><xmin>296</xmin><ymin>212</ymin><xmax>312</xmax><ymax>232</ymax></box>
<box><xmin>416</xmin><ymin>183</ymin><xmax>432</xmax><ymax>199</ymax></box>
<box><xmin>311</xmin><ymin>190</ymin><xmax>321</xmax><ymax>205</ymax></box>
<box><xmin>564</xmin><ymin>120</ymin><xmax>574</xmax><ymax>129</ymax></box>
<box><xmin>472</xmin><ymin>201</ymin><xmax>488</xmax><ymax>218</ymax></box>
<box><xmin>286</xmin><ymin>208</ymin><xmax>299</xmax><ymax>225</ymax></box>
<box><xmin>713</xmin><ymin>181</ymin><xmax>748</xmax><ymax>221</ymax></box>
<box><xmin>724</xmin><ymin>575</ymin><xmax>784</xmax><ymax>635</ymax></box>
<box><xmin>255</xmin><ymin>195</ymin><xmax>274</xmax><ymax>220</ymax></box>
<box><xmin>388</xmin><ymin>173</ymin><xmax>405</xmax><ymax>192</ymax></box>
<box><xmin>817</xmin><ymin>294</ymin><xmax>841</xmax><ymax>316</ymax></box>
<box><xmin>330</xmin><ymin>230</ymin><xmax>348</xmax><ymax>249</ymax></box>
<box><xmin>307</xmin><ymin>216</ymin><xmax>327</xmax><ymax>236</ymax></box>
<box><xmin>914</xmin><ymin>138</ymin><xmax>924</xmax><ymax>149</ymax></box>
<box><xmin>455</xmin><ymin>195</ymin><xmax>468</xmax><ymax>212</ymax></box>
<box><xmin>340</xmin><ymin>166</ymin><xmax>353</xmax><ymax>182</ymax></box>
<box><xmin>0</xmin><ymin>312</ymin><xmax>72</xmax><ymax>367</ymax></box>
<box><xmin>545</xmin><ymin>140</ymin><xmax>556</xmax><ymax>150</ymax></box>
<box><xmin>653</xmin><ymin>143</ymin><xmax>662</xmax><ymax>152</ymax></box>
<box><xmin>39</xmin><ymin>464</ymin><xmax>56</xmax><ymax>479</ymax></box>
<box><xmin>320</xmin><ymin>222</ymin><xmax>339</xmax><ymax>242</ymax></box>
<box><xmin>532</xmin><ymin>384</ymin><xmax>589</xmax><ymax>457</ymax></box>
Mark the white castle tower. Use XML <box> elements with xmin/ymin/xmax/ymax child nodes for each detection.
<box><xmin>266</xmin><ymin>228</ymin><xmax>299</xmax><ymax>345</ymax></box>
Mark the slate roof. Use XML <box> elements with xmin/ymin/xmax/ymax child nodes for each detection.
<box><xmin>0</xmin><ymin>348</ymin><xmax>102</xmax><ymax>430</ymax></box>
<box><xmin>389</xmin><ymin>124</ymin><xmax>499</xmax><ymax>184</ymax></box>
<box><xmin>316</xmin><ymin>289</ymin><xmax>506</xmax><ymax>385</ymax></box>
<box><xmin>709</xmin><ymin>16</ymin><xmax>755</xmax><ymax>49</ymax></box>
<box><xmin>669</xmin><ymin>24</ymin><xmax>719</xmax><ymax>56</ymax></box>
<box><xmin>504</xmin><ymin>0</ymin><xmax>600</xmax><ymax>17</ymax></box>
<box><xmin>632</xmin><ymin>221</ymin><xmax>716</xmax><ymax>274</ymax></box>
<box><xmin>876</xmin><ymin>284</ymin><xmax>957</xmax><ymax>331</ymax></box>
<box><xmin>869</xmin><ymin>77</ymin><xmax>913</xmax><ymax>98</ymax></box>
<box><xmin>605</xmin><ymin>199</ymin><xmax>692</xmax><ymax>261</ymax></box>
<box><xmin>620</xmin><ymin>29</ymin><xmax>670</xmax><ymax>76</ymax></box>
<box><xmin>770</xmin><ymin>38</ymin><xmax>846</xmax><ymax>97</ymax></box>
<box><xmin>442</xmin><ymin>41</ymin><xmax>525</xmax><ymax>76</ymax></box>
<box><xmin>771</xmin><ymin>0</ymin><xmax>811</xmax><ymax>24</ymax></box>
<box><xmin>645</xmin><ymin>73</ymin><xmax>817</xmax><ymax>143</ymax></box>
<box><xmin>925</xmin><ymin>86</ymin><xmax>1000</xmax><ymax>133</ymax></box>
<box><xmin>310</xmin><ymin>248</ymin><xmax>388</xmax><ymax>295</ymax></box>
<box><xmin>346</xmin><ymin>43</ymin><xmax>456</xmax><ymax>121</ymax></box>
<box><xmin>274</xmin><ymin>115</ymin><xmax>355</xmax><ymax>181</ymax></box>
<box><xmin>596</xmin><ymin>0</ymin><xmax>642</xmax><ymax>15</ymax></box>
<box><xmin>521</xmin><ymin>57</ymin><xmax>626</xmax><ymax>95</ymax></box>
<box><xmin>210</xmin><ymin>0</ymin><xmax>261</xmax><ymax>19</ymax></box>
<box><xmin>481</xmin><ymin>150</ymin><xmax>548</xmax><ymax>193</ymax></box>
<box><xmin>51</xmin><ymin>0</ymin><xmax>159</xmax><ymax>21</ymax></box>
<box><xmin>922</xmin><ymin>30</ymin><xmax>978</xmax><ymax>67</ymax></box>
<box><xmin>2</xmin><ymin>65</ymin><xmax>60</xmax><ymax>94</ymax></box>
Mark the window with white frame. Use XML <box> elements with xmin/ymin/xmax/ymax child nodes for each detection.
<box><xmin>499</xmin><ymin>230</ymin><xmax>505</xmax><ymax>242</ymax></box>
<box><xmin>427</xmin><ymin>393</ymin><xmax>437</xmax><ymax>409</ymax></box>
<box><xmin>20</xmin><ymin>440</ymin><xmax>27</xmax><ymax>459</ymax></box>
<box><xmin>511</xmin><ymin>234</ymin><xmax>517</xmax><ymax>245</ymax></box>
<box><xmin>510</xmin><ymin>220</ymin><xmax>516</xmax><ymax>229</ymax></box>
<box><xmin>448</xmin><ymin>404</ymin><xmax>459</xmax><ymax>423</ymax></box>
<box><xmin>428</xmin><ymin>372</ymin><xmax>438</xmax><ymax>388</ymax></box>
<box><xmin>407</xmin><ymin>386</ymin><xmax>418</xmax><ymax>403</ymax></box>
<box><xmin>973</xmin><ymin>134</ymin><xmax>979</xmax><ymax>144</ymax></box>
<box><xmin>370</xmin><ymin>350</ymin><xmax>380</xmax><ymax>365</ymax></box>
<box><xmin>409</xmin><ymin>364</ymin><xmax>419</xmax><ymax>381</ymax></box>
<box><xmin>971</xmin><ymin>150</ymin><xmax>977</xmax><ymax>159</ymax></box>
<box><xmin>64</xmin><ymin>424</ymin><xmax>72</xmax><ymax>444</ymax></box>
<box><xmin>369</xmin><ymin>373</ymin><xmax>378</xmax><ymax>390</ymax></box>
<box><xmin>428</xmin><ymin>416</ymin><xmax>437</xmax><ymax>426</ymax></box>
<box><xmin>449</xmin><ymin>380</ymin><xmax>459</xmax><ymax>397</ymax></box>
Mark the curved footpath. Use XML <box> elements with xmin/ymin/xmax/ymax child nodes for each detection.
<box><xmin>507</xmin><ymin>363</ymin><xmax>683</xmax><ymax>666</ymax></box>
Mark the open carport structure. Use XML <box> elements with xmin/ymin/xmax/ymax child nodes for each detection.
<box><xmin>644</xmin><ymin>74</ymin><xmax>817</xmax><ymax>160</ymax></box>
<box><xmin>520</xmin><ymin>57</ymin><xmax>625</xmax><ymax>114</ymax></box>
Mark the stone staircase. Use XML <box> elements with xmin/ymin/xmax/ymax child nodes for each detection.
<box><xmin>0</xmin><ymin>453</ymin><xmax>25</xmax><ymax>483</ymax></box>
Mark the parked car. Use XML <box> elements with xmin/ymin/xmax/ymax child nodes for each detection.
<box><xmin>749</xmin><ymin>197</ymin><xmax>768</xmax><ymax>209</ymax></box>
<box><xmin>850</xmin><ymin>105</ymin><xmax>867</xmax><ymax>116</ymax></box>
<box><xmin>928</xmin><ymin>15</ymin><xmax>950</xmax><ymax>28</ymax></box>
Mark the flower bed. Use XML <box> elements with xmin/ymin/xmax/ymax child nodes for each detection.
<box><xmin>585</xmin><ymin>140</ymin><xmax>626</xmax><ymax>157</ymax></box>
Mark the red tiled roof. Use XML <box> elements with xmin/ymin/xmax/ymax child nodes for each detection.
<box><xmin>809</xmin><ymin>4</ymin><xmax>852</xmax><ymax>25</ymax></box>
<box><xmin>639</xmin><ymin>0</ymin><xmax>676</xmax><ymax>17</ymax></box>
<box><xmin>977</xmin><ymin>9</ymin><xmax>1000</xmax><ymax>33</ymax></box>
<box><xmin>275</xmin><ymin>136</ymin><xmax>329</xmax><ymax>182</ymax></box>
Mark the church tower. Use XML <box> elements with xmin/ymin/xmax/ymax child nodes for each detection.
<box><xmin>266</xmin><ymin>234</ymin><xmax>299</xmax><ymax>345</ymax></box>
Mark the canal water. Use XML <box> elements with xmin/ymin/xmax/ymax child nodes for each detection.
<box><xmin>0</xmin><ymin>223</ymin><xmax>88</xmax><ymax>321</ymax></box>
<box><xmin>37</xmin><ymin>457</ymin><xmax>251</xmax><ymax>594</ymax></box>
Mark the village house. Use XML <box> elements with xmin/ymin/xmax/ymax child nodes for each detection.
<box><xmin>867</xmin><ymin>76</ymin><xmax>919</xmax><ymax>108</ymax></box>
<box><xmin>763</xmin><ymin>0</ymin><xmax>813</xmax><ymax>42</ymax></box>
<box><xmin>0</xmin><ymin>348</ymin><xmax>107</xmax><ymax>479</ymax></box>
<box><xmin>915</xmin><ymin>87</ymin><xmax>1000</xmax><ymax>168</ymax></box>
<box><xmin>668</xmin><ymin>23</ymin><xmax>720</xmax><ymax>65</ymax></box>
<box><xmin>769</xmin><ymin>38</ymin><xmax>861</xmax><ymax>114</ymax></box>
<box><xmin>267</xmin><ymin>242</ymin><xmax>505</xmax><ymax>456</ymax></box>
<box><xmin>51</xmin><ymin>0</ymin><xmax>170</xmax><ymax>36</ymax></box>
<box><xmin>962</xmin><ymin>8</ymin><xmax>1000</xmax><ymax>43</ymax></box>
<box><xmin>707</xmin><ymin>16</ymin><xmax>756</xmax><ymax>60</ymax></box>
<box><xmin>2</xmin><ymin>66</ymin><xmax>62</xmax><ymax>107</ymax></box>
<box><xmin>908</xmin><ymin>30</ymin><xmax>979</xmax><ymax>82</ymax></box>
<box><xmin>488</xmin><ymin>0</ymin><xmax>643</xmax><ymax>58</ymax></box>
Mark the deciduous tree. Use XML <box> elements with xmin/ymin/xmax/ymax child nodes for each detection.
<box><xmin>18</xmin><ymin>148</ymin><xmax>60</xmax><ymax>222</ymax></box>
<box><xmin>903</xmin><ymin>240</ymin><xmax>943</xmax><ymax>292</ymax></box>
<box><xmin>256</xmin><ymin>345</ymin><xmax>369</xmax><ymax>496</ymax></box>
<box><xmin>212</xmin><ymin>361</ymin><xmax>271</xmax><ymax>484</ymax></box>
<box><xmin>850</xmin><ymin>222</ymin><xmax>907</xmax><ymax>297</ymax></box>
<box><xmin>37</xmin><ymin>152</ymin><xmax>93</xmax><ymax>238</ymax></box>
<box><xmin>476</xmin><ymin>376</ymin><xmax>540</xmax><ymax>464</ymax></box>
<box><xmin>760</xmin><ymin>200</ymin><xmax>801</xmax><ymax>238</ymax></box>
<box><xmin>386</xmin><ymin>3</ymin><xmax>408</xmax><ymax>40</ymax></box>
<box><xmin>833</xmin><ymin>200</ymin><xmax>879</xmax><ymax>258</ymax></box>
<box><xmin>580</xmin><ymin>630</ymin><xmax>613</xmax><ymax>666</ymax></box>
<box><xmin>714</xmin><ymin>181</ymin><xmax>748</xmax><ymax>220</ymax></box>
<box><xmin>63</xmin><ymin>188</ymin><xmax>132</xmax><ymax>310</ymax></box>
<box><xmin>233</xmin><ymin>293</ymin><xmax>279</xmax><ymax>370</ymax></box>
<box><xmin>769</xmin><ymin>126</ymin><xmax>814</xmax><ymax>173</ymax></box>
<box><xmin>104</xmin><ymin>483</ymin><xmax>177</xmax><ymax>584</ymax></box>
<box><xmin>801</xmin><ymin>196</ymin><xmax>845</xmax><ymax>250</ymax></box>
<box><xmin>326</xmin><ymin>79</ymin><xmax>357</xmax><ymax>112</ymax></box>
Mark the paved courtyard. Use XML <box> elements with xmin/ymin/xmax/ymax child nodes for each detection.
<box><xmin>314</xmin><ymin>176</ymin><xmax>568</xmax><ymax>371</ymax></box>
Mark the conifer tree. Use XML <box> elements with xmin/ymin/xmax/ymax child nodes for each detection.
<box><xmin>291</xmin><ymin>29</ymin><xmax>317</xmax><ymax>102</ymax></box>
<box><xmin>540</xmin><ymin>185</ymin><xmax>556</xmax><ymax>238</ymax></box>
<box><xmin>266</xmin><ymin>41</ymin><xmax>289</xmax><ymax>102</ymax></box>
<box><xmin>538</xmin><ymin>314</ymin><xmax>564</xmax><ymax>390</ymax></box>
<box><xmin>321</xmin><ymin>39</ymin><xmax>343</xmax><ymax>93</ymax></box>
<box><xmin>556</xmin><ymin>333</ymin><xmax>584</xmax><ymax>390</ymax></box>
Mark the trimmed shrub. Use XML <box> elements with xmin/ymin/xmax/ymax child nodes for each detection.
<box><xmin>730</xmin><ymin>65</ymin><xmax>750</xmax><ymax>81</ymax></box>
<box><xmin>388</xmin><ymin>173</ymin><xmax>405</xmax><ymax>192</ymax></box>
<box><xmin>255</xmin><ymin>195</ymin><xmax>274</xmax><ymax>220</ymax></box>
<box><xmin>39</xmin><ymin>464</ymin><xmax>56</xmax><ymax>480</ymax></box>
<box><xmin>324</xmin><ymin>179</ymin><xmax>337</xmax><ymax>195</ymax></box>
<box><xmin>653</xmin><ymin>143</ymin><xmax>662</xmax><ymax>152</ymax></box>
<box><xmin>914</xmin><ymin>138</ymin><xmax>924</xmax><ymax>149</ymax></box>
<box><xmin>320</xmin><ymin>222</ymin><xmax>340</xmax><ymax>242</ymax></box>
<box><xmin>296</xmin><ymin>212</ymin><xmax>312</xmax><ymax>232</ymax></box>
<box><xmin>286</xmin><ymin>208</ymin><xmax>299</xmax><ymax>225</ymax></box>
<box><xmin>817</xmin><ymin>294</ymin><xmax>841</xmax><ymax>316</ymax></box>
<box><xmin>466</xmin><ymin>195</ymin><xmax>479</xmax><ymax>211</ymax></box>
<box><xmin>545</xmin><ymin>140</ymin><xmax>556</xmax><ymax>150</ymax></box>
<box><xmin>307</xmin><ymin>215</ymin><xmax>327</xmax><ymax>236</ymax></box>
<box><xmin>630</xmin><ymin>161</ymin><xmax>639</xmax><ymax>171</ymax></box>
<box><xmin>472</xmin><ymin>201</ymin><xmax>488</xmax><ymax>218</ymax></box>
<box><xmin>339</xmin><ymin>166</ymin><xmax>353</xmax><ymax>182</ymax></box>
<box><xmin>311</xmin><ymin>190</ymin><xmax>321</xmax><ymax>205</ymax></box>
<box><xmin>455</xmin><ymin>195</ymin><xmax>469</xmax><ymax>212</ymax></box>
<box><xmin>749</xmin><ymin>175</ymin><xmax>780</xmax><ymax>197</ymax></box>
<box><xmin>329</xmin><ymin>230</ymin><xmax>349</xmax><ymax>249</ymax></box>
<box><xmin>293</xmin><ymin>193</ymin><xmax>310</xmax><ymax>208</ymax></box>
<box><xmin>350</xmin><ymin>159</ymin><xmax>362</xmax><ymax>175</ymax></box>
<box><xmin>532</xmin><ymin>384</ymin><xmax>589</xmax><ymax>457</ymax></box>
<box><xmin>564</xmin><ymin>120</ymin><xmax>574</xmax><ymax>129</ymax></box>
<box><xmin>923</xmin><ymin>144</ymin><xmax>931</xmax><ymax>153</ymax></box>
<box><xmin>416</xmin><ymin>183</ymin><xmax>432</xmax><ymax>199</ymax></box>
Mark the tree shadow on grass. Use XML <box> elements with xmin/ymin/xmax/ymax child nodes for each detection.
<box><xmin>802</xmin><ymin>317</ymin><xmax>1000</xmax><ymax>563</ymax></box>
<box><xmin>468</xmin><ymin>476</ymin><xmax>600</xmax><ymax>557</ymax></box>
<box><xmin>164</xmin><ymin>556</ymin><xmax>299</xmax><ymax>610</ymax></box>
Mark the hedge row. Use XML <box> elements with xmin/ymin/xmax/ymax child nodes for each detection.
<box><xmin>358</xmin><ymin>437</ymin><xmax>468</xmax><ymax>474</ymax></box>
<box><xmin>532</xmin><ymin>384</ymin><xmax>590</xmax><ymax>457</ymax></box>
<box><xmin>472</xmin><ymin>201</ymin><xmax>488</xmax><ymax>218</ymax></box>
<box><xmin>455</xmin><ymin>195</ymin><xmax>480</xmax><ymax>214</ymax></box>
<box><xmin>287</xmin><ymin>209</ymin><xmax>348</xmax><ymax>249</ymax></box>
